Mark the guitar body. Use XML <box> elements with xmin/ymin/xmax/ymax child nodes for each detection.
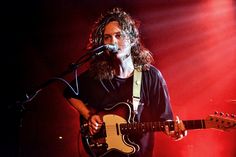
<box><xmin>81</xmin><ymin>102</ymin><xmax>140</xmax><ymax>157</ymax></box>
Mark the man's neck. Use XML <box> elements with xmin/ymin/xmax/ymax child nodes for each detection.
<box><xmin>114</xmin><ymin>55</ymin><xmax>134</xmax><ymax>79</ymax></box>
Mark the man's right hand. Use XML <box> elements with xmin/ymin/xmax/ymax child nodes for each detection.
<box><xmin>88</xmin><ymin>114</ymin><xmax>103</xmax><ymax>135</ymax></box>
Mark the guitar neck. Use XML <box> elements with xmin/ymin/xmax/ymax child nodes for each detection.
<box><xmin>120</xmin><ymin>120</ymin><xmax>206</xmax><ymax>134</ymax></box>
<box><xmin>183</xmin><ymin>120</ymin><xmax>206</xmax><ymax>130</ymax></box>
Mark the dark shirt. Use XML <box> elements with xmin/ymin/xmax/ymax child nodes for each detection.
<box><xmin>64</xmin><ymin>65</ymin><xmax>173</xmax><ymax>157</ymax></box>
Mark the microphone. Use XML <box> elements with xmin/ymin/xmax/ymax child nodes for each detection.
<box><xmin>104</xmin><ymin>44</ymin><xmax>119</xmax><ymax>54</ymax></box>
<box><xmin>91</xmin><ymin>44</ymin><xmax>118</xmax><ymax>55</ymax></box>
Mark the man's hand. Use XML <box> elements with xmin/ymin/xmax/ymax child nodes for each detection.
<box><xmin>165</xmin><ymin>116</ymin><xmax>187</xmax><ymax>141</ymax></box>
<box><xmin>88</xmin><ymin>114</ymin><xmax>103</xmax><ymax>135</ymax></box>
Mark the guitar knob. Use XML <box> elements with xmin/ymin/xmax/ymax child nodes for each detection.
<box><xmin>225</xmin><ymin>113</ymin><xmax>229</xmax><ymax>117</ymax></box>
<box><xmin>214</xmin><ymin>111</ymin><xmax>219</xmax><ymax>115</ymax></box>
<box><xmin>231</xmin><ymin>114</ymin><xmax>235</xmax><ymax>118</ymax></box>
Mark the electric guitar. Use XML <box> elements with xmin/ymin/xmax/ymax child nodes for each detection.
<box><xmin>80</xmin><ymin>102</ymin><xmax>236</xmax><ymax>157</ymax></box>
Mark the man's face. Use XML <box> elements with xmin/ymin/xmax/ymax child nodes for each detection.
<box><xmin>103</xmin><ymin>21</ymin><xmax>132</xmax><ymax>60</ymax></box>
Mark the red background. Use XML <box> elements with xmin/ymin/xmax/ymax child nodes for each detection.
<box><xmin>2</xmin><ymin>0</ymin><xmax>236</xmax><ymax>157</ymax></box>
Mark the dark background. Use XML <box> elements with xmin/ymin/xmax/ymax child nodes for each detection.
<box><xmin>1</xmin><ymin>0</ymin><xmax>236</xmax><ymax>157</ymax></box>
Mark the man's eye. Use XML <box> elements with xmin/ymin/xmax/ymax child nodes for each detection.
<box><xmin>115</xmin><ymin>34</ymin><xmax>121</xmax><ymax>38</ymax></box>
<box><xmin>104</xmin><ymin>36</ymin><xmax>110</xmax><ymax>40</ymax></box>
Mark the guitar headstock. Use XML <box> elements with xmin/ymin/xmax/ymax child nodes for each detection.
<box><xmin>205</xmin><ymin>112</ymin><xmax>236</xmax><ymax>131</ymax></box>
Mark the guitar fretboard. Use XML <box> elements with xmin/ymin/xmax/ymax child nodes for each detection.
<box><xmin>120</xmin><ymin>120</ymin><xmax>205</xmax><ymax>134</ymax></box>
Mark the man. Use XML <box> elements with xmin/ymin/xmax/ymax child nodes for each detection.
<box><xmin>64</xmin><ymin>7</ymin><xmax>187</xmax><ymax>157</ymax></box>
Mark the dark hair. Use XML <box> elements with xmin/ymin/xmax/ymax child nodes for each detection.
<box><xmin>88</xmin><ymin>7</ymin><xmax>153</xmax><ymax>79</ymax></box>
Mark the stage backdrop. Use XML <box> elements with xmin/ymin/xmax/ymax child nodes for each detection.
<box><xmin>3</xmin><ymin>0</ymin><xmax>236</xmax><ymax>157</ymax></box>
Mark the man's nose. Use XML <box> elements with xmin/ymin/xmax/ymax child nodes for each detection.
<box><xmin>110</xmin><ymin>36</ymin><xmax>118</xmax><ymax>45</ymax></box>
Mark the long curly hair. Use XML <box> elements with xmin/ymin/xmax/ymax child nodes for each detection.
<box><xmin>87</xmin><ymin>7</ymin><xmax>153</xmax><ymax>80</ymax></box>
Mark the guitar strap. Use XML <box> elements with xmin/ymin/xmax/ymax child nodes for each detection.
<box><xmin>132</xmin><ymin>66</ymin><xmax>142</xmax><ymax>115</ymax></box>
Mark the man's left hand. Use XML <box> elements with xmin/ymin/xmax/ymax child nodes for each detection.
<box><xmin>165</xmin><ymin>116</ymin><xmax>187</xmax><ymax>141</ymax></box>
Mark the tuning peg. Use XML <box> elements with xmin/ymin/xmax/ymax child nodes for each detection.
<box><xmin>214</xmin><ymin>111</ymin><xmax>219</xmax><ymax>115</ymax></box>
<box><xmin>225</xmin><ymin>113</ymin><xmax>230</xmax><ymax>117</ymax></box>
<box><xmin>220</xmin><ymin>112</ymin><xmax>224</xmax><ymax>116</ymax></box>
<box><xmin>231</xmin><ymin>114</ymin><xmax>235</xmax><ymax>118</ymax></box>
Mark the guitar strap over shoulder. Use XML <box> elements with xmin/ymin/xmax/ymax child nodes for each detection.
<box><xmin>132</xmin><ymin>66</ymin><xmax>142</xmax><ymax>115</ymax></box>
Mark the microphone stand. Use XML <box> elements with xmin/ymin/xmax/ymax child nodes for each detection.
<box><xmin>15</xmin><ymin>47</ymin><xmax>105</xmax><ymax>126</ymax></box>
